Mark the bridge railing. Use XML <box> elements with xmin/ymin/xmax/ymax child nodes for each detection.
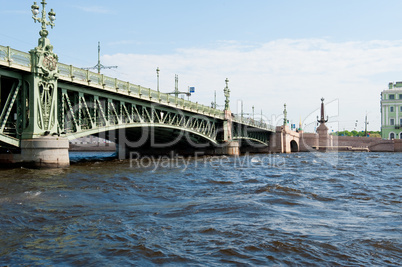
<box><xmin>0</xmin><ymin>45</ymin><xmax>224</xmax><ymax>119</ymax></box>
<box><xmin>232</xmin><ymin>115</ymin><xmax>275</xmax><ymax>131</ymax></box>
<box><xmin>56</xmin><ymin>61</ymin><xmax>225</xmax><ymax>119</ymax></box>
<box><xmin>0</xmin><ymin>45</ymin><xmax>31</xmax><ymax>70</ymax></box>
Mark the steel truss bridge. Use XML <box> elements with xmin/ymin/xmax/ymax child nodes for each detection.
<box><xmin>0</xmin><ymin>45</ymin><xmax>275</xmax><ymax>155</ymax></box>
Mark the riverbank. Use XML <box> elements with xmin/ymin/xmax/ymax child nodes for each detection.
<box><xmin>299</xmin><ymin>133</ymin><xmax>402</xmax><ymax>152</ymax></box>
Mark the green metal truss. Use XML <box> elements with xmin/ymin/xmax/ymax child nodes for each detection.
<box><xmin>59</xmin><ymin>85</ymin><xmax>218</xmax><ymax>144</ymax></box>
<box><xmin>232</xmin><ymin>121</ymin><xmax>270</xmax><ymax>146</ymax></box>
<box><xmin>0</xmin><ymin>44</ymin><xmax>274</xmax><ymax>149</ymax></box>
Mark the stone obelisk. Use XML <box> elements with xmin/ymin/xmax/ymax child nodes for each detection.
<box><xmin>317</xmin><ymin>98</ymin><xmax>329</xmax><ymax>151</ymax></box>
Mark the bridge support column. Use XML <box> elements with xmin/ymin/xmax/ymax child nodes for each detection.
<box><xmin>225</xmin><ymin>140</ymin><xmax>239</xmax><ymax>156</ymax></box>
<box><xmin>214</xmin><ymin>140</ymin><xmax>240</xmax><ymax>156</ymax></box>
<box><xmin>116</xmin><ymin>142</ymin><xmax>127</xmax><ymax>160</ymax></box>
<box><xmin>20</xmin><ymin>137</ymin><xmax>70</xmax><ymax>168</ymax></box>
<box><xmin>317</xmin><ymin>124</ymin><xmax>329</xmax><ymax>151</ymax></box>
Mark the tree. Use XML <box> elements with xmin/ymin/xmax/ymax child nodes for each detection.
<box><xmin>331</xmin><ymin>130</ymin><xmax>381</xmax><ymax>137</ymax></box>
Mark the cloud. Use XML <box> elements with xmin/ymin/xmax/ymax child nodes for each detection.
<box><xmin>74</xmin><ymin>5</ymin><xmax>112</xmax><ymax>14</ymax></box>
<box><xmin>101</xmin><ymin>39</ymin><xmax>402</xmax><ymax>131</ymax></box>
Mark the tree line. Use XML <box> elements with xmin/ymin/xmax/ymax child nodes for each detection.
<box><xmin>331</xmin><ymin>130</ymin><xmax>381</xmax><ymax>137</ymax></box>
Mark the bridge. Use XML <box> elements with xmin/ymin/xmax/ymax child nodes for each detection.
<box><xmin>0</xmin><ymin>1</ymin><xmax>280</xmax><ymax>168</ymax></box>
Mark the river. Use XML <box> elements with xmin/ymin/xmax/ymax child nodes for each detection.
<box><xmin>0</xmin><ymin>152</ymin><xmax>401</xmax><ymax>265</ymax></box>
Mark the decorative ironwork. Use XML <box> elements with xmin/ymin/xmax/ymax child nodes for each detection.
<box><xmin>59</xmin><ymin>87</ymin><xmax>218</xmax><ymax>143</ymax></box>
<box><xmin>224</xmin><ymin>78</ymin><xmax>230</xmax><ymax>110</ymax></box>
<box><xmin>283</xmin><ymin>103</ymin><xmax>287</xmax><ymax>126</ymax></box>
<box><xmin>31</xmin><ymin>1</ymin><xmax>56</xmax><ymax>39</ymax></box>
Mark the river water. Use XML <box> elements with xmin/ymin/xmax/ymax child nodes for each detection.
<box><xmin>0</xmin><ymin>151</ymin><xmax>401</xmax><ymax>266</ymax></box>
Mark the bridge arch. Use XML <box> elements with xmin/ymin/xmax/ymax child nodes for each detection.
<box><xmin>67</xmin><ymin>123</ymin><xmax>219</xmax><ymax>147</ymax></box>
<box><xmin>233</xmin><ymin>136</ymin><xmax>269</xmax><ymax>146</ymax></box>
<box><xmin>290</xmin><ymin>140</ymin><xmax>299</xmax><ymax>152</ymax></box>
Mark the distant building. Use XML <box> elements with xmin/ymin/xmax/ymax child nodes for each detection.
<box><xmin>381</xmin><ymin>82</ymin><xmax>402</xmax><ymax>139</ymax></box>
<box><xmin>70</xmin><ymin>135</ymin><xmax>114</xmax><ymax>145</ymax></box>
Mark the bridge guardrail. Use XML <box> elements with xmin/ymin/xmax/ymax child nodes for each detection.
<box><xmin>233</xmin><ymin>115</ymin><xmax>276</xmax><ymax>131</ymax></box>
<box><xmin>0</xmin><ymin>46</ymin><xmax>31</xmax><ymax>69</ymax></box>
<box><xmin>56</xmin><ymin>60</ymin><xmax>226</xmax><ymax>119</ymax></box>
<box><xmin>0</xmin><ymin>45</ymin><xmax>276</xmax><ymax>131</ymax></box>
<box><xmin>0</xmin><ymin>47</ymin><xmax>6</xmax><ymax>61</ymax></box>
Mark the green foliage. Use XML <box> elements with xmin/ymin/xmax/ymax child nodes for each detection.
<box><xmin>332</xmin><ymin>130</ymin><xmax>381</xmax><ymax>137</ymax></box>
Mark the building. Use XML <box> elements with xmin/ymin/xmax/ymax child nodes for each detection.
<box><xmin>381</xmin><ymin>82</ymin><xmax>402</xmax><ymax>139</ymax></box>
<box><xmin>70</xmin><ymin>136</ymin><xmax>114</xmax><ymax>145</ymax></box>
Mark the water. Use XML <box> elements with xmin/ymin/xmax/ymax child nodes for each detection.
<box><xmin>0</xmin><ymin>152</ymin><xmax>401</xmax><ymax>266</ymax></box>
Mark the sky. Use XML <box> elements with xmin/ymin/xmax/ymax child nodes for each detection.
<box><xmin>2</xmin><ymin>0</ymin><xmax>402</xmax><ymax>132</ymax></box>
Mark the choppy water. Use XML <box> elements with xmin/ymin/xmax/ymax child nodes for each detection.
<box><xmin>0</xmin><ymin>152</ymin><xmax>401</xmax><ymax>266</ymax></box>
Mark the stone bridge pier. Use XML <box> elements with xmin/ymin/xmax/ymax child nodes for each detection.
<box><xmin>269</xmin><ymin>125</ymin><xmax>300</xmax><ymax>153</ymax></box>
<box><xmin>20</xmin><ymin>137</ymin><xmax>70</xmax><ymax>168</ymax></box>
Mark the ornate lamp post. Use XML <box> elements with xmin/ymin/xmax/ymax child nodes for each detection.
<box><xmin>211</xmin><ymin>90</ymin><xmax>217</xmax><ymax>109</ymax></box>
<box><xmin>260</xmin><ymin>110</ymin><xmax>263</xmax><ymax>124</ymax></box>
<box><xmin>223</xmin><ymin>78</ymin><xmax>233</xmax><ymax>142</ymax></box>
<box><xmin>30</xmin><ymin>0</ymin><xmax>58</xmax><ymax>73</ymax></box>
<box><xmin>31</xmin><ymin>1</ymin><xmax>56</xmax><ymax>40</ymax></box>
<box><xmin>156</xmin><ymin>67</ymin><xmax>160</xmax><ymax>92</ymax></box>
<box><xmin>20</xmin><ymin>1</ymin><xmax>70</xmax><ymax>168</ymax></box>
<box><xmin>24</xmin><ymin>0</ymin><xmax>59</xmax><ymax>138</ymax></box>
<box><xmin>283</xmin><ymin>103</ymin><xmax>288</xmax><ymax>126</ymax></box>
<box><xmin>224</xmin><ymin>78</ymin><xmax>230</xmax><ymax>111</ymax></box>
<box><xmin>222</xmin><ymin>78</ymin><xmax>238</xmax><ymax>155</ymax></box>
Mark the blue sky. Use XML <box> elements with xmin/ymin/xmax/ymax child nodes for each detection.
<box><xmin>2</xmin><ymin>0</ymin><xmax>402</xmax><ymax>131</ymax></box>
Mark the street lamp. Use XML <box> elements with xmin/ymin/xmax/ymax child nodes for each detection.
<box><xmin>283</xmin><ymin>103</ymin><xmax>287</xmax><ymax>126</ymax></box>
<box><xmin>28</xmin><ymin>0</ymin><xmax>60</xmax><ymax>139</ymax></box>
<box><xmin>224</xmin><ymin>78</ymin><xmax>230</xmax><ymax>110</ymax></box>
<box><xmin>48</xmin><ymin>9</ymin><xmax>56</xmax><ymax>23</ymax></box>
<box><xmin>31</xmin><ymin>1</ymin><xmax>56</xmax><ymax>38</ymax></box>
<box><xmin>260</xmin><ymin>110</ymin><xmax>263</xmax><ymax>124</ymax></box>
<box><xmin>156</xmin><ymin>67</ymin><xmax>160</xmax><ymax>92</ymax></box>
<box><xmin>31</xmin><ymin>2</ymin><xmax>39</xmax><ymax>15</ymax></box>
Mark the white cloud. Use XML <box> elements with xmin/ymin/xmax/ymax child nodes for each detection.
<box><xmin>0</xmin><ymin>10</ymin><xmax>29</xmax><ymax>15</ymax></box>
<box><xmin>101</xmin><ymin>39</ymin><xmax>402</xmax><ymax>131</ymax></box>
<box><xmin>74</xmin><ymin>5</ymin><xmax>112</xmax><ymax>14</ymax></box>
